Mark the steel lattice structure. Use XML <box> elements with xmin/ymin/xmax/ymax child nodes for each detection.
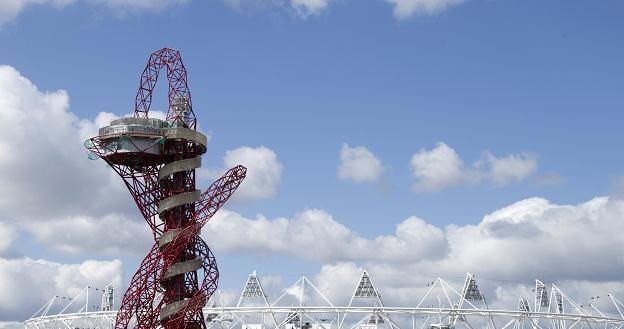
<box><xmin>83</xmin><ymin>47</ymin><xmax>246</xmax><ymax>329</ymax></box>
<box><xmin>25</xmin><ymin>272</ymin><xmax>624</xmax><ymax>329</ymax></box>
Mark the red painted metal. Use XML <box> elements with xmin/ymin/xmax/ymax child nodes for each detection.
<box><xmin>85</xmin><ymin>48</ymin><xmax>246</xmax><ymax>329</ymax></box>
<box><xmin>135</xmin><ymin>47</ymin><xmax>197</xmax><ymax>129</ymax></box>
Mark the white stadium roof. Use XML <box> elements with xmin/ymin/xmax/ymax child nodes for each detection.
<box><xmin>25</xmin><ymin>271</ymin><xmax>624</xmax><ymax>329</ymax></box>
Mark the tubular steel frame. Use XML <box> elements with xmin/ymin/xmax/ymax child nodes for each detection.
<box><xmin>135</xmin><ymin>47</ymin><xmax>197</xmax><ymax>129</ymax></box>
<box><xmin>84</xmin><ymin>48</ymin><xmax>246</xmax><ymax>329</ymax></box>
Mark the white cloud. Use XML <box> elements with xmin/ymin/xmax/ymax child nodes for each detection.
<box><xmin>338</xmin><ymin>144</ymin><xmax>384</xmax><ymax>183</ymax></box>
<box><xmin>477</xmin><ymin>151</ymin><xmax>538</xmax><ymax>185</ymax></box>
<box><xmin>311</xmin><ymin>262</ymin><xmax>435</xmax><ymax>307</ymax></box>
<box><xmin>304</xmin><ymin>196</ymin><xmax>624</xmax><ymax>310</ymax></box>
<box><xmin>212</xmin><ymin>192</ymin><xmax>624</xmax><ymax>296</ymax></box>
<box><xmin>0</xmin><ymin>66</ymin><xmax>146</xmax><ymax>322</ymax></box>
<box><xmin>23</xmin><ymin>214</ymin><xmax>152</xmax><ymax>256</ymax></box>
<box><xmin>0</xmin><ymin>222</ymin><xmax>17</xmax><ymax>258</ymax></box>
<box><xmin>0</xmin><ymin>65</ymin><xmax>131</xmax><ymax>222</ymax></box>
<box><xmin>410</xmin><ymin>142</ymin><xmax>476</xmax><ymax>192</ymax></box>
<box><xmin>204</xmin><ymin>208</ymin><xmax>449</xmax><ymax>263</ymax></box>
<box><xmin>205</xmin><ymin>146</ymin><xmax>283</xmax><ymax>201</ymax></box>
<box><xmin>410</xmin><ymin>142</ymin><xmax>538</xmax><ymax>192</ymax></box>
<box><xmin>221</xmin><ymin>0</ymin><xmax>332</xmax><ymax>17</ymax></box>
<box><xmin>0</xmin><ymin>0</ymin><xmax>73</xmax><ymax>26</ymax></box>
<box><xmin>0</xmin><ymin>322</ymin><xmax>24</xmax><ymax>329</ymax></box>
<box><xmin>0</xmin><ymin>0</ymin><xmax>186</xmax><ymax>27</ymax></box>
<box><xmin>443</xmin><ymin>196</ymin><xmax>624</xmax><ymax>281</ymax></box>
<box><xmin>0</xmin><ymin>257</ymin><xmax>122</xmax><ymax>321</ymax></box>
<box><xmin>209</xmin><ymin>195</ymin><xmax>624</xmax><ymax>299</ymax></box>
<box><xmin>0</xmin><ymin>65</ymin><xmax>177</xmax><ymax>262</ymax></box>
<box><xmin>0</xmin><ymin>0</ymin><xmax>467</xmax><ymax>26</ymax></box>
<box><xmin>386</xmin><ymin>0</ymin><xmax>465</xmax><ymax>19</ymax></box>
<box><xmin>291</xmin><ymin>0</ymin><xmax>331</xmax><ymax>16</ymax></box>
<box><xmin>313</xmin><ymin>262</ymin><xmax>364</xmax><ymax>304</ymax></box>
<box><xmin>402</xmin><ymin>195</ymin><xmax>624</xmax><ymax>282</ymax></box>
<box><xmin>222</xmin><ymin>0</ymin><xmax>465</xmax><ymax>19</ymax></box>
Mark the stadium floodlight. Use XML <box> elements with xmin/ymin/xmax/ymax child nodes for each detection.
<box><xmin>354</xmin><ymin>271</ymin><xmax>379</xmax><ymax>299</ymax></box>
<box><xmin>519</xmin><ymin>298</ymin><xmax>530</xmax><ymax>313</ymax></box>
<box><xmin>461</xmin><ymin>274</ymin><xmax>483</xmax><ymax>301</ymax></box>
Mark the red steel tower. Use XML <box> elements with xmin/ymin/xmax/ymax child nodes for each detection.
<box><xmin>84</xmin><ymin>48</ymin><xmax>246</xmax><ymax>329</ymax></box>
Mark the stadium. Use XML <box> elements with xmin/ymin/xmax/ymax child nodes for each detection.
<box><xmin>24</xmin><ymin>271</ymin><xmax>624</xmax><ymax>329</ymax></box>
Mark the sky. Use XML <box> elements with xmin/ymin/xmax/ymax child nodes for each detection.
<box><xmin>0</xmin><ymin>0</ymin><xmax>624</xmax><ymax>326</ymax></box>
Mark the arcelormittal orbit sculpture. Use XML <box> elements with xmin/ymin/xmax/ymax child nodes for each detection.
<box><xmin>84</xmin><ymin>48</ymin><xmax>246</xmax><ymax>329</ymax></box>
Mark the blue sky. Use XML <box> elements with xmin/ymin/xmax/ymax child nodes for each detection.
<box><xmin>1</xmin><ymin>0</ymin><xmax>624</xmax><ymax>324</ymax></box>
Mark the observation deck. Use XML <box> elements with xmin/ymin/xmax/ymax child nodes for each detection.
<box><xmin>88</xmin><ymin>115</ymin><xmax>208</xmax><ymax>167</ymax></box>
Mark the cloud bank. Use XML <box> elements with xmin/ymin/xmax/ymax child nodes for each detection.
<box><xmin>0</xmin><ymin>65</ymin><xmax>137</xmax><ymax>322</ymax></box>
<box><xmin>204</xmin><ymin>195</ymin><xmax>624</xmax><ymax>311</ymax></box>
<box><xmin>204</xmin><ymin>209</ymin><xmax>447</xmax><ymax>263</ymax></box>
<box><xmin>205</xmin><ymin>195</ymin><xmax>624</xmax><ymax>286</ymax></box>
<box><xmin>0</xmin><ymin>258</ymin><xmax>123</xmax><ymax>321</ymax></box>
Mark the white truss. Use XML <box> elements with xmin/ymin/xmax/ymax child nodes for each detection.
<box><xmin>216</xmin><ymin>270</ymin><xmax>278</xmax><ymax>329</ymax></box>
<box><xmin>24</xmin><ymin>273</ymin><xmax>624</xmax><ymax>329</ymax></box>
<box><xmin>340</xmin><ymin>271</ymin><xmax>399</xmax><ymax>329</ymax></box>
<box><xmin>26</xmin><ymin>283</ymin><xmax>118</xmax><ymax>329</ymax></box>
<box><xmin>536</xmin><ymin>281</ymin><xmax>549</xmax><ymax>312</ymax></box>
<box><xmin>101</xmin><ymin>283</ymin><xmax>114</xmax><ymax>312</ymax></box>
<box><xmin>518</xmin><ymin>298</ymin><xmax>530</xmax><ymax>313</ymax></box>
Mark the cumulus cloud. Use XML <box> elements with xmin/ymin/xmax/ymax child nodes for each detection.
<box><xmin>204</xmin><ymin>208</ymin><xmax>448</xmax><ymax>263</ymax></box>
<box><xmin>0</xmin><ymin>222</ymin><xmax>17</xmax><ymax>258</ymax></box>
<box><xmin>385</xmin><ymin>0</ymin><xmax>466</xmax><ymax>19</ymax></box>
<box><xmin>477</xmin><ymin>151</ymin><xmax>538</xmax><ymax>186</ymax></box>
<box><xmin>0</xmin><ymin>258</ymin><xmax>122</xmax><ymax>321</ymax></box>
<box><xmin>303</xmin><ymin>196</ymin><xmax>624</xmax><ymax>311</ymax></box>
<box><xmin>338</xmin><ymin>196</ymin><xmax>624</xmax><ymax>284</ymax></box>
<box><xmin>410</xmin><ymin>142</ymin><xmax>475</xmax><ymax>192</ymax></box>
<box><xmin>410</xmin><ymin>142</ymin><xmax>538</xmax><ymax>192</ymax></box>
<box><xmin>0</xmin><ymin>65</ymin><xmax>152</xmax><ymax>323</ymax></box>
<box><xmin>0</xmin><ymin>66</ymin><xmax>156</xmax><ymax>258</ymax></box>
<box><xmin>0</xmin><ymin>0</ymin><xmax>73</xmax><ymax>27</ymax></box>
<box><xmin>415</xmin><ymin>196</ymin><xmax>624</xmax><ymax>281</ymax></box>
<box><xmin>338</xmin><ymin>144</ymin><xmax>384</xmax><ymax>183</ymax></box>
<box><xmin>23</xmin><ymin>214</ymin><xmax>152</xmax><ymax>255</ymax></box>
<box><xmin>313</xmin><ymin>262</ymin><xmax>364</xmax><ymax>304</ymax></box>
<box><xmin>206</xmin><ymin>195</ymin><xmax>624</xmax><ymax>282</ymax></box>
<box><xmin>203</xmin><ymin>146</ymin><xmax>283</xmax><ymax>201</ymax></box>
<box><xmin>205</xmin><ymin>194</ymin><xmax>624</xmax><ymax>308</ymax></box>
<box><xmin>444</xmin><ymin>196</ymin><xmax>624</xmax><ymax>281</ymax></box>
<box><xmin>0</xmin><ymin>65</ymin><xmax>132</xmax><ymax>222</ymax></box>
<box><xmin>311</xmin><ymin>263</ymin><xmax>624</xmax><ymax>319</ymax></box>
<box><xmin>0</xmin><ymin>322</ymin><xmax>23</xmax><ymax>329</ymax></box>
